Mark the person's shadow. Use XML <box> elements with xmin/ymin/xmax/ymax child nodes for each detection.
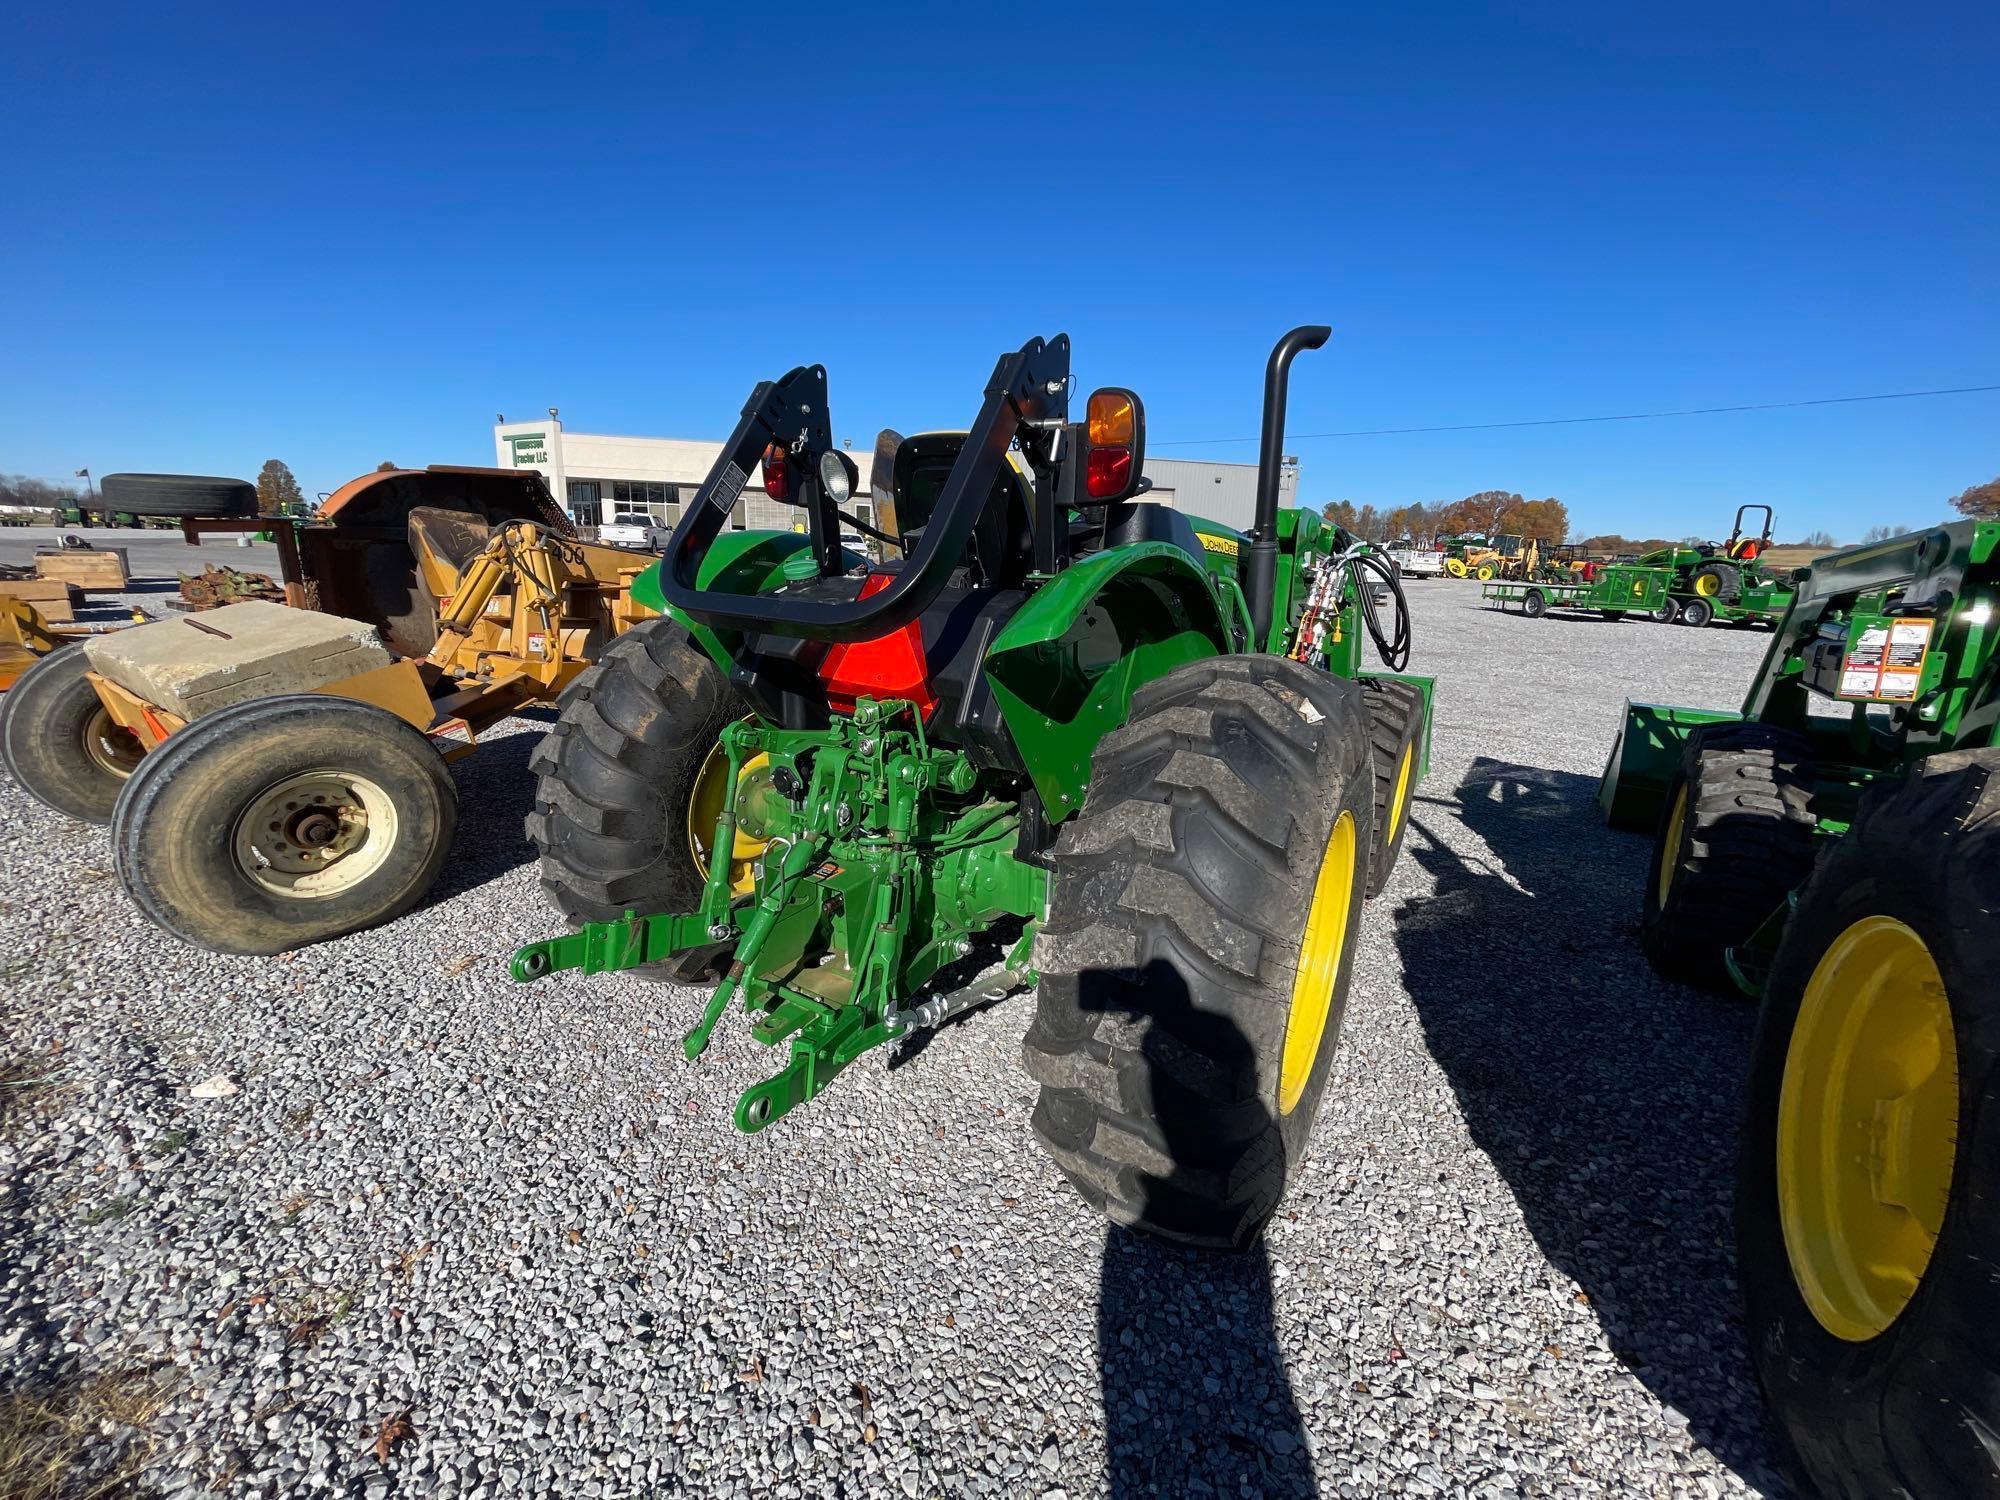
<box><xmin>1068</xmin><ymin>959</ymin><xmax>1317</xmax><ymax>1497</ymax></box>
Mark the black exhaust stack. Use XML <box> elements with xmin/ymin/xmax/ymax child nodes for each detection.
<box><xmin>1244</xmin><ymin>325</ymin><xmax>1331</xmax><ymax>647</ymax></box>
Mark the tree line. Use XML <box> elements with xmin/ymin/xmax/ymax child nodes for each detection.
<box><xmin>1320</xmin><ymin>490</ymin><xmax>1571</xmax><ymax>545</ymax></box>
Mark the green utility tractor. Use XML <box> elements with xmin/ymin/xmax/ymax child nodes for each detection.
<box><xmin>1600</xmin><ymin>521</ymin><xmax>1999</xmax><ymax>1495</ymax></box>
<box><xmin>1641</xmin><ymin>503</ymin><xmax>1795</xmax><ymax>627</ymax></box>
<box><xmin>512</xmin><ymin>328</ymin><xmax>1433</xmax><ymax>1248</ymax></box>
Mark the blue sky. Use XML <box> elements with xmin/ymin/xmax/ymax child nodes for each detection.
<box><xmin>4</xmin><ymin>2</ymin><xmax>1993</xmax><ymax>542</ymax></box>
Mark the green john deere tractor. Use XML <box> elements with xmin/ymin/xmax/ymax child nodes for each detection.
<box><xmin>1640</xmin><ymin>503</ymin><xmax>1795</xmax><ymax>627</ymax></box>
<box><xmin>1601</xmin><ymin>520</ymin><xmax>1999</xmax><ymax>1494</ymax></box>
<box><xmin>512</xmin><ymin>328</ymin><xmax>1432</xmax><ymax>1248</ymax></box>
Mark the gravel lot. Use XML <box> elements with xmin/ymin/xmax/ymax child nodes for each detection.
<box><xmin>1</xmin><ymin>574</ymin><xmax>1798</xmax><ymax>1498</ymax></box>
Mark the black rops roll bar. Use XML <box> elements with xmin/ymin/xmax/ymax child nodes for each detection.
<box><xmin>1243</xmin><ymin>326</ymin><xmax>1332</xmax><ymax>647</ymax></box>
<box><xmin>659</xmin><ymin>335</ymin><xmax>1072</xmax><ymax>643</ymax></box>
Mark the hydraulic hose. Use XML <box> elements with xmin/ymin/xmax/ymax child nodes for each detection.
<box><xmin>1345</xmin><ymin>549</ymin><xmax>1412</xmax><ymax>672</ymax></box>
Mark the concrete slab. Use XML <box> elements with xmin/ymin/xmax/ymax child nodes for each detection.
<box><xmin>82</xmin><ymin>601</ymin><xmax>392</xmax><ymax>720</ymax></box>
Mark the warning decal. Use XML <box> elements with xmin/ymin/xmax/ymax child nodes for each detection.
<box><xmin>1838</xmin><ymin>617</ymin><xmax>1933</xmax><ymax>701</ymax></box>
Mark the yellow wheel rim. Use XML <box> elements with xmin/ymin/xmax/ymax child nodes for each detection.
<box><xmin>1694</xmin><ymin>572</ymin><xmax>1720</xmax><ymax>596</ymax></box>
<box><xmin>1279</xmin><ymin>810</ymin><xmax>1357</xmax><ymax>1115</ymax></box>
<box><xmin>1777</xmin><ymin>917</ymin><xmax>1959</xmax><ymax>1342</ymax></box>
<box><xmin>1445</xmin><ymin>558</ymin><xmax>1466</xmax><ymax>577</ymax></box>
<box><xmin>1655</xmin><ymin>784</ymin><xmax>1687</xmax><ymax>909</ymax></box>
<box><xmin>1476</xmin><ymin>564</ymin><xmax>1495</xmax><ymax>581</ymax></box>
<box><xmin>1385</xmin><ymin>742</ymin><xmax>1415</xmax><ymax>848</ymax></box>
<box><xmin>687</xmin><ymin>736</ymin><xmax>772</xmax><ymax>897</ymax></box>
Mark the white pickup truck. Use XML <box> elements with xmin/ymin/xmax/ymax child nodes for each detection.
<box><xmin>595</xmin><ymin>512</ymin><xmax>660</xmax><ymax>550</ymax></box>
<box><xmin>1385</xmin><ymin>540</ymin><xmax>1446</xmax><ymax>579</ymax></box>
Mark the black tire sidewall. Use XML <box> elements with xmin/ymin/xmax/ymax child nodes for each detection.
<box><xmin>1524</xmin><ymin>589</ymin><xmax>1547</xmax><ymax>618</ymax></box>
<box><xmin>1681</xmin><ymin>598</ymin><xmax>1714</xmax><ymax>627</ymax></box>
<box><xmin>1737</xmin><ymin>754</ymin><xmax>2000</xmax><ymax>1495</ymax></box>
<box><xmin>113</xmin><ymin>695</ymin><xmax>456</xmax><ymax>954</ymax></box>
<box><xmin>97</xmin><ymin>473</ymin><xmax>258</xmax><ymax>518</ymax></box>
<box><xmin>0</xmin><ymin>646</ymin><xmax>133</xmax><ymax>823</ymax></box>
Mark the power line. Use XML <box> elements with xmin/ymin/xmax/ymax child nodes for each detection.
<box><xmin>1148</xmin><ymin>382</ymin><xmax>2000</xmax><ymax>449</ymax></box>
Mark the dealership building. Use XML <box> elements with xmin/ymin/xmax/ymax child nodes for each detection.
<box><xmin>491</xmin><ymin>416</ymin><xmax>1294</xmax><ymax>537</ymax></box>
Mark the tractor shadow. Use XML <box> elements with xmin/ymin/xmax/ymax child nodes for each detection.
<box><xmin>1075</xmin><ymin>961</ymin><xmax>1318</xmax><ymax>1497</ymax></box>
<box><xmin>421</xmin><ymin>710</ymin><xmax>555</xmax><ymax>904</ymax></box>
<box><xmin>1390</xmin><ymin>758</ymin><xmax>1789</xmax><ymax>1492</ymax></box>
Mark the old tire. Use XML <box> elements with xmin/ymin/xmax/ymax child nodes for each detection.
<box><xmin>1737</xmin><ymin>749</ymin><xmax>2000</xmax><ymax>1498</ymax></box>
<box><xmin>111</xmin><ymin>695</ymin><xmax>456</xmax><ymax>954</ymax></box>
<box><xmin>1444</xmin><ymin>557</ymin><xmax>1467</xmax><ymax>578</ymax></box>
<box><xmin>97</xmin><ymin>473</ymin><xmax>257</xmax><ymax>519</ymax></box>
<box><xmin>1522</xmin><ymin>588</ymin><xmax>1548</xmax><ymax>619</ymax></box>
<box><xmin>1359</xmin><ymin>677</ymin><xmax>1423</xmax><ymax>898</ymax></box>
<box><xmin>1642</xmin><ymin>722</ymin><xmax>1818</xmax><ymax>993</ymax></box>
<box><xmin>525</xmin><ymin>618</ymin><xmax>744</xmax><ymax>979</ymax></box>
<box><xmin>0</xmin><ymin>645</ymin><xmax>144</xmax><ymax>823</ymax></box>
<box><xmin>1680</xmin><ymin>596</ymin><xmax>1716</xmax><ymax>628</ymax></box>
<box><xmin>1023</xmin><ymin>654</ymin><xmax>1374</xmax><ymax>1251</ymax></box>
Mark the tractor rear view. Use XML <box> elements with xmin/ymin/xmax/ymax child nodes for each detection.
<box><xmin>514</xmin><ymin>327</ymin><xmax>1432</xmax><ymax>1247</ymax></box>
<box><xmin>1601</xmin><ymin>521</ymin><xmax>1999</xmax><ymax>1495</ymax></box>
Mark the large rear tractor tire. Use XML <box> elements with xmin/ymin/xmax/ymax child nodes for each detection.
<box><xmin>1444</xmin><ymin>557</ymin><xmax>1468</xmax><ymax>578</ymax></box>
<box><xmin>0</xmin><ymin>646</ymin><xmax>145</xmax><ymax>823</ymax></box>
<box><xmin>1737</xmin><ymin>749</ymin><xmax>2000</xmax><ymax>1498</ymax></box>
<box><xmin>97</xmin><ymin>473</ymin><xmax>257</xmax><ymax>519</ymax></box>
<box><xmin>525</xmin><ymin>618</ymin><xmax>747</xmax><ymax>980</ymax></box>
<box><xmin>1023</xmin><ymin>655</ymin><xmax>1375</xmax><ymax>1251</ymax></box>
<box><xmin>1642</xmin><ymin>722</ymin><xmax>1818</xmax><ymax>992</ymax></box>
<box><xmin>1358</xmin><ymin>676</ymin><xmax>1424</xmax><ymax>898</ymax></box>
<box><xmin>1691</xmin><ymin>561</ymin><xmax>1741</xmax><ymax>601</ymax></box>
<box><xmin>112</xmin><ymin>695</ymin><xmax>457</xmax><ymax>954</ymax></box>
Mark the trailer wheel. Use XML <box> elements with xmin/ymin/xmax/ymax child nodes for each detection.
<box><xmin>525</xmin><ymin>618</ymin><xmax>746</xmax><ymax>980</ymax></box>
<box><xmin>1680</xmin><ymin>596</ymin><xmax>1716</xmax><ymax>628</ymax></box>
<box><xmin>0</xmin><ymin>646</ymin><xmax>144</xmax><ymax>823</ymax></box>
<box><xmin>1737</xmin><ymin>749</ymin><xmax>2000</xmax><ymax>1498</ymax></box>
<box><xmin>1522</xmin><ymin>588</ymin><xmax>1548</xmax><ymax>619</ymax></box>
<box><xmin>1598</xmin><ymin>609</ymin><xmax>1626</xmax><ymax>622</ymax></box>
<box><xmin>1023</xmin><ymin>654</ymin><xmax>1374</xmax><ymax>1250</ymax></box>
<box><xmin>1651</xmin><ymin>600</ymin><xmax>1681</xmax><ymax>624</ymax></box>
<box><xmin>111</xmin><ymin>695</ymin><xmax>456</xmax><ymax>954</ymax></box>
<box><xmin>1642</xmin><ymin>722</ymin><xmax>1818</xmax><ymax>992</ymax></box>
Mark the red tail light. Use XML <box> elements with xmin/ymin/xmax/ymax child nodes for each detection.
<box><xmin>762</xmin><ymin>443</ymin><xmax>790</xmax><ymax>501</ymax></box>
<box><xmin>1086</xmin><ymin>446</ymin><xmax>1133</xmax><ymax>500</ymax></box>
<box><xmin>818</xmin><ymin>571</ymin><xmax>936</xmax><ymax>720</ymax></box>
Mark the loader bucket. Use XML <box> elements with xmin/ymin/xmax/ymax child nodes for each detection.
<box><xmin>1597</xmin><ymin>701</ymin><xmax>1741</xmax><ymax>830</ymax></box>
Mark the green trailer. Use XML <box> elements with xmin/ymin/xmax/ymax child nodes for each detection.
<box><xmin>1600</xmin><ymin>520</ymin><xmax>1999</xmax><ymax>1496</ymax></box>
<box><xmin>1479</xmin><ymin>561</ymin><xmax>1673</xmax><ymax>620</ymax></box>
<box><xmin>510</xmin><ymin>327</ymin><xmax>1433</xmax><ymax>1252</ymax></box>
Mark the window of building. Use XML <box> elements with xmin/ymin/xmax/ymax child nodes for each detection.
<box><xmin>567</xmin><ymin>481</ymin><xmax>602</xmax><ymax>526</ymax></box>
<box><xmin>611</xmin><ymin>480</ymin><xmax>678</xmax><ymax>523</ymax></box>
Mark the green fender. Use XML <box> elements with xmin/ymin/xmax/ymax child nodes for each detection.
<box><xmin>982</xmin><ymin>542</ymin><xmax>1233</xmax><ymax>816</ymax></box>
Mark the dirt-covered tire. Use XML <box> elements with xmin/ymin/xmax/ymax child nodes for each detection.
<box><xmin>1736</xmin><ymin>749</ymin><xmax>2000</xmax><ymax>1498</ymax></box>
<box><xmin>0</xmin><ymin>645</ymin><xmax>144</xmax><ymax>823</ymax></box>
<box><xmin>1522</xmin><ymin>588</ymin><xmax>1548</xmax><ymax>619</ymax></box>
<box><xmin>111</xmin><ymin>695</ymin><xmax>456</xmax><ymax>954</ymax></box>
<box><xmin>1022</xmin><ymin>654</ymin><xmax>1374</xmax><ymax>1251</ymax></box>
<box><xmin>1358</xmin><ymin>677</ymin><xmax>1423</xmax><ymax>898</ymax></box>
<box><xmin>524</xmin><ymin>618</ymin><xmax>744</xmax><ymax>977</ymax></box>
<box><xmin>1641</xmin><ymin>721</ymin><xmax>1818</xmax><ymax>992</ymax></box>
<box><xmin>1680</xmin><ymin>596</ymin><xmax>1716</xmax><ymax>628</ymax></box>
<box><xmin>97</xmin><ymin>473</ymin><xmax>257</xmax><ymax>519</ymax></box>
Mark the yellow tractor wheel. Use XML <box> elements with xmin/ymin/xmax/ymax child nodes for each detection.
<box><xmin>1444</xmin><ymin>557</ymin><xmax>1467</xmax><ymax>578</ymax></box>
